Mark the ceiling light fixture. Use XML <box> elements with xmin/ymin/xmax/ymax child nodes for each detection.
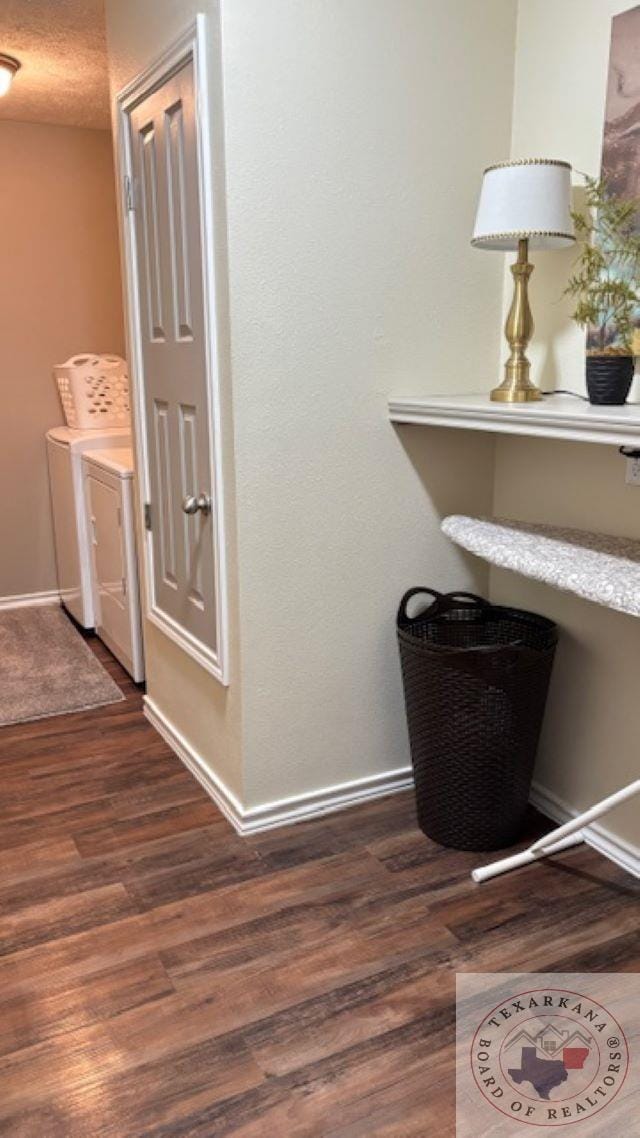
<box><xmin>0</xmin><ymin>54</ymin><xmax>20</xmax><ymax>97</ymax></box>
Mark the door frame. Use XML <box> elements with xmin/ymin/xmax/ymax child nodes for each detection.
<box><xmin>115</xmin><ymin>15</ymin><xmax>229</xmax><ymax>685</ymax></box>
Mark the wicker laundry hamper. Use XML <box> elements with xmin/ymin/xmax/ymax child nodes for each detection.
<box><xmin>397</xmin><ymin>589</ymin><xmax>557</xmax><ymax>851</ymax></box>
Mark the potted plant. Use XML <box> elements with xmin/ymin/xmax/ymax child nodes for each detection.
<box><xmin>564</xmin><ymin>176</ymin><xmax>640</xmax><ymax>405</ymax></box>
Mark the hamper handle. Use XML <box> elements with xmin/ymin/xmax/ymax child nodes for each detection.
<box><xmin>445</xmin><ymin>591</ymin><xmax>489</xmax><ymax>607</ymax></box>
<box><xmin>397</xmin><ymin>588</ymin><xmax>442</xmax><ymax>624</ymax></box>
<box><xmin>397</xmin><ymin>588</ymin><xmax>488</xmax><ymax>625</ymax></box>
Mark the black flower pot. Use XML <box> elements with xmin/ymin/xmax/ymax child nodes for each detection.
<box><xmin>585</xmin><ymin>354</ymin><xmax>634</xmax><ymax>405</ymax></box>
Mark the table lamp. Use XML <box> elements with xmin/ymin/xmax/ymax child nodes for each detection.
<box><xmin>472</xmin><ymin>159</ymin><xmax>575</xmax><ymax>403</ymax></box>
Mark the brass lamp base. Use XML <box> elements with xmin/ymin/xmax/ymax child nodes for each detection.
<box><xmin>491</xmin><ymin>238</ymin><xmax>542</xmax><ymax>403</ymax></box>
<box><xmin>490</xmin><ymin>380</ymin><xmax>543</xmax><ymax>403</ymax></box>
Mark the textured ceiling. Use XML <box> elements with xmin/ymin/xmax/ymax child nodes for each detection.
<box><xmin>0</xmin><ymin>0</ymin><xmax>110</xmax><ymax>130</ymax></box>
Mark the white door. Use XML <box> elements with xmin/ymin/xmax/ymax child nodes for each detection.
<box><xmin>125</xmin><ymin>49</ymin><xmax>225</xmax><ymax>680</ymax></box>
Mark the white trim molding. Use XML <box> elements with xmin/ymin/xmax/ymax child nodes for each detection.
<box><xmin>145</xmin><ymin>697</ymin><xmax>639</xmax><ymax>867</ymax></box>
<box><xmin>531</xmin><ymin>781</ymin><xmax>640</xmax><ymax>880</ymax></box>
<box><xmin>116</xmin><ymin>15</ymin><xmax>230</xmax><ymax>686</ymax></box>
<box><xmin>144</xmin><ymin>696</ymin><xmax>414</xmax><ymax>835</ymax></box>
<box><xmin>144</xmin><ymin>696</ymin><xmax>243</xmax><ymax>830</ymax></box>
<box><xmin>239</xmin><ymin>766</ymin><xmax>414</xmax><ymax>835</ymax></box>
<box><xmin>0</xmin><ymin>590</ymin><xmax>60</xmax><ymax>612</ymax></box>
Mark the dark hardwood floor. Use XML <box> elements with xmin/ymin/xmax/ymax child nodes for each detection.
<box><xmin>0</xmin><ymin>636</ymin><xmax>637</xmax><ymax>1136</ymax></box>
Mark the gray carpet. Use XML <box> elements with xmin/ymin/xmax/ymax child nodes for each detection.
<box><xmin>0</xmin><ymin>606</ymin><xmax>124</xmax><ymax>726</ymax></box>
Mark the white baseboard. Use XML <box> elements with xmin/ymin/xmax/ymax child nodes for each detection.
<box><xmin>238</xmin><ymin>765</ymin><xmax>414</xmax><ymax>835</ymax></box>
<box><xmin>530</xmin><ymin>780</ymin><xmax>640</xmax><ymax>880</ymax></box>
<box><xmin>143</xmin><ymin>697</ymin><xmax>245</xmax><ymax>831</ymax></box>
<box><xmin>141</xmin><ymin>699</ymin><xmax>640</xmax><ymax>873</ymax></box>
<box><xmin>143</xmin><ymin>695</ymin><xmax>413</xmax><ymax>835</ymax></box>
<box><xmin>0</xmin><ymin>589</ymin><xmax>60</xmax><ymax>612</ymax></box>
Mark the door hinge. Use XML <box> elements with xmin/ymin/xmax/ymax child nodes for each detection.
<box><xmin>124</xmin><ymin>174</ymin><xmax>136</xmax><ymax>212</ymax></box>
<box><xmin>144</xmin><ymin>502</ymin><xmax>152</xmax><ymax>531</ymax></box>
<box><xmin>122</xmin><ymin>576</ymin><xmax>127</xmax><ymax>597</ymax></box>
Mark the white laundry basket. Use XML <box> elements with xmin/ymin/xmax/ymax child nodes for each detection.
<box><xmin>54</xmin><ymin>354</ymin><xmax>131</xmax><ymax>429</ymax></box>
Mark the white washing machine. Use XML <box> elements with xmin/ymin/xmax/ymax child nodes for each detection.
<box><xmin>46</xmin><ymin>426</ymin><xmax>131</xmax><ymax>627</ymax></box>
<box><xmin>83</xmin><ymin>448</ymin><xmax>144</xmax><ymax>683</ymax></box>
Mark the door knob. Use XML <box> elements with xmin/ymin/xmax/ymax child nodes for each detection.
<box><xmin>182</xmin><ymin>493</ymin><xmax>211</xmax><ymax>516</ymax></box>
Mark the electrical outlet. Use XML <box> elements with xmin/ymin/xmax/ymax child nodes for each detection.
<box><xmin>625</xmin><ymin>456</ymin><xmax>640</xmax><ymax>485</ymax></box>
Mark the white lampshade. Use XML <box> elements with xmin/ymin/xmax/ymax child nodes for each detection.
<box><xmin>472</xmin><ymin>159</ymin><xmax>575</xmax><ymax>251</ymax></box>
<box><xmin>0</xmin><ymin>54</ymin><xmax>20</xmax><ymax>98</ymax></box>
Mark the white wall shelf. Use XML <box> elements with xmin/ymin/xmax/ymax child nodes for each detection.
<box><xmin>388</xmin><ymin>392</ymin><xmax>640</xmax><ymax>448</ymax></box>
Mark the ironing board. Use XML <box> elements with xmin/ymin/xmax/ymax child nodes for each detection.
<box><xmin>440</xmin><ymin>514</ymin><xmax>640</xmax><ymax>882</ymax></box>
<box><xmin>441</xmin><ymin>515</ymin><xmax>640</xmax><ymax>619</ymax></box>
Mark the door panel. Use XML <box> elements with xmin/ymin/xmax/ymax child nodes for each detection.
<box><xmin>178</xmin><ymin>402</ymin><xmax>205</xmax><ymax>609</ymax></box>
<box><xmin>165</xmin><ymin>101</ymin><xmax>193</xmax><ymax>341</ymax></box>
<box><xmin>129</xmin><ymin>58</ymin><xmax>218</xmax><ymax>661</ymax></box>
<box><xmin>153</xmin><ymin>398</ymin><xmax>177</xmax><ymax>588</ymax></box>
<box><xmin>139</xmin><ymin>124</ymin><xmax>165</xmax><ymax>342</ymax></box>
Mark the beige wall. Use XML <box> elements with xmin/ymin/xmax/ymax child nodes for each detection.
<box><xmin>490</xmin><ymin>0</ymin><xmax>639</xmax><ymax>849</ymax></box>
<box><xmin>221</xmin><ymin>0</ymin><xmax>515</xmax><ymax>806</ymax></box>
<box><xmin>0</xmin><ymin>120</ymin><xmax>124</xmax><ymax>600</ymax></box>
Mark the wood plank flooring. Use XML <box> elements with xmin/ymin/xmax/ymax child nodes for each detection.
<box><xmin>0</xmin><ymin>636</ymin><xmax>637</xmax><ymax>1136</ymax></box>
